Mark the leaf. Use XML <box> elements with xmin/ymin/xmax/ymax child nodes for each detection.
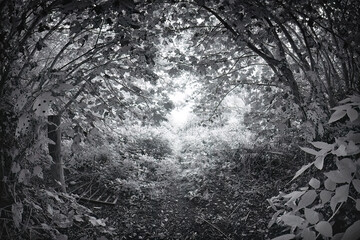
<box><xmin>324</xmin><ymin>170</ymin><xmax>349</xmax><ymax>183</ymax></box>
<box><xmin>271</xmin><ymin>234</ymin><xmax>295</xmax><ymax>240</ymax></box>
<box><xmin>16</xmin><ymin>114</ymin><xmax>31</xmax><ymax>137</ymax></box>
<box><xmin>333</xmin><ymin>161</ymin><xmax>353</xmax><ymax>183</ymax></box>
<box><xmin>331</xmin><ymin>104</ymin><xmax>351</xmax><ymax>111</ymax></box>
<box><xmin>315</xmin><ymin>221</ymin><xmax>333</xmax><ymax>238</ymax></box>
<box><xmin>33</xmin><ymin>165</ymin><xmax>43</xmax><ymax>179</ymax></box>
<box><xmin>329</xmin><ymin>109</ymin><xmax>347</xmax><ymax>123</ymax></box>
<box><xmin>280</xmin><ymin>214</ymin><xmax>305</xmax><ymax>228</ymax></box>
<box><xmin>283</xmin><ymin>191</ymin><xmax>306</xmax><ymax>205</ymax></box>
<box><xmin>356</xmin><ymin>199</ymin><xmax>360</xmax><ymax>211</ymax></box>
<box><xmin>291</xmin><ymin>163</ymin><xmax>313</xmax><ymax>182</ymax></box>
<box><xmin>47</xmin><ymin>204</ymin><xmax>54</xmax><ymax>216</ymax></box>
<box><xmin>338</xmin><ymin>166</ymin><xmax>353</xmax><ymax>183</ymax></box>
<box><xmin>18</xmin><ymin>169</ymin><xmax>31</xmax><ymax>185</ymax></box>
<box><xmin>337</xmin><ymin>158</ymin><xmax>356</xmax><ymax>174</ymax></box>
<box><xmin>71</xmin><ymin>135</ymin><xmax>82</xmax><ymax>152</ymax></box>
<box><xmin>350</xmin><ymin>96</ymin><xmax>360</xmax><ymax>113</ymax></box>
<box><xmin>320</xmin><ymin>190</ymin><xmax>332</xmax><ymax>205</ymax></box>
<box><xmin>297</xmin><ymin>190</ymin><xmax>317</xmax><ymax>210</ymax></box>
<box><xmin>30</xmin><ymin>202</ymin><xmax>42</xmax><ymax>210</ymax></box>
<box><xmin>301</xmin><ymin>228</ymin><xmax>316</xmax><ymax>240</ymax></box>
<box><xmin>89</xmin><ymin>216</ymin><xmax>106</xmax><ymax>227</ymax></box>
<box><xmin>54</xmin><ymin>213</ymin><xmax>72</xmax><ymax>228</ymax></box>
<box><xmin>12</xmin><ymin>203</ymin><xmax>23</xmax><ymax>228</ymax></box>
<box><xmin>304</xmin><ymin>208</ymin><xmax>319</xmax><ymax>224</ymax></box>
<box><xmin>347</xmin><ymin>108</ymin><xmax>359</xmax><ymax>122</ymax></box>
<box><xmin>74</xmin><ymin>215</ymin><xmax>84</xmax><ymax>222</ymax></box>
<box><xmin>346</xmin><ymin>132</ymin><xmax>360</xmax><ymax>143</ymax></box>
<box><xmin>41</xmin><ymin>223</ymin><xmax>51</xmax><ymax>230</ymax></box>
<box><xmin>324</xmin><ymin>178</ymin><xmax>336</xmax><ymax>191</ymax></box>
<box><xmin>350</xmin><ymin>95</ymin><xmax>360</xmax><ymax>103</ymax></box>
<box><xmin>309</xmin><ymin>178</ymin><xmax>320</xmax><ymax>189</ymax></box>
<box><xmin>11</xmin><ymin>162</ymin><xmax>21</xmax><ymax>173</ymax></box>
<box><xmin>338</xmin><ymin>98</ymin><xmax>351</xmax><ymax>104</ymax></box>
<box><xmin>332</xmin><ymin>232</ymin><xmax>344</xmax><ymax>240</ymax></box>
<box><xmin>352</xmin><ymin>179</ymin><xmax>360</xmax><ymax>193</ymax></box>
<box><xmin>330</xmin><ymin>184</ymin><xmax>349</xmax><ymax>212</ymax></box>
<box><xmin>43</xmin><ymin>190</ymin><xmax>64</xmax><ymax>203</ymax></box>
<box><xmin>283</xmin><ymin>191</ymin><xmax>305</xmax><ymax>199</ymax></box>
<box><xmin>314</xmin><ymin>155</ymin><xmax>325</xmax><ymax>170</ymax></box>
<box><xmin>342</xmin><ymin>220</ymin><xmax>360</xmax><ymax>240</ymax></box>
<box><xmin>332</xmin><ymin>144</ymin><xmax>347</xmax><ymax>156</ymax></box>
<box><xmin>346</xmin><ymin>141</ymin><xmax>360</xmax><ymax>155</ymax></box>
<box><xmin>335</xmin><ymin>184</ymin><xmax>350</xmax><ymax>200</ymax></box>
<box><xmin>268</xmin><ymin>210</ymin><xmax>284</xmax><ymax>228</ymax></box>
<box><xmin>33</xmin><ymin>92</ymin><xmax>55</xmax><ymax>116</ymax></box>
<box><xmin>299</xmin><ymin>186</ymin><xmax>309</xmax><ymax>191</ymax></box>
<box><xmin>89</xmin><ymin>127</ymin><xmax>101</xmax><ymax>137</ymax></box>
<box><xmin>267</xmin><ymin>198</ymin><xmax>277</xmax><ymax>211</ymax></box>
<box><xmin>15</xmin><ymin>91</ymin><xmax>31</xmax><ymax>111</ymax></box>
<box><xmin>299</xmin><ymin>147</ymin><xmax>318</xmax><ymax>155</ymax></box>
<box><xmin>310</xmin><ymin>141</ymin><xmax>333</xmax><ymax>151</ymax></box>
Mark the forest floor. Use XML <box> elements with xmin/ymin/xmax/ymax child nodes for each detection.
<box><xmin>66</xmin><ymin>152</ymin><xmax>293</xmax><ymax>240</ymax></box>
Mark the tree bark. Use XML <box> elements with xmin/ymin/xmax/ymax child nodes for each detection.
<box><xmin>0</xmin><ymin>107</ymin><xmax>16</xmax><ymax>207</ymax></box>
<box><xmin>48</xmin><ymin>115</ymin><xmax>66</xmax><ymax>192</ymax></box>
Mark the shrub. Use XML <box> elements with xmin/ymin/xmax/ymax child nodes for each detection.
<box><xmin>134</xmin><ymin>135</ymin><xmax>173</xmax><ymax>159</ymax></box>
<box><xmin>268</xmin><ymin>95</ymin><xmax>360</xmax><ymax>239</ymax></box>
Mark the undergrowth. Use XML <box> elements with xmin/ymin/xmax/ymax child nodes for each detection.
<box><xmin>269</xmin><ymin>95</ymin><xmax>360</xmax><ymax>240</ymax></box>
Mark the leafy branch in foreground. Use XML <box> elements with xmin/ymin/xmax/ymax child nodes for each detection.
<box><xmin>268</xmin><ymin>95</ymin><xmax>360</xmax><ymax>240</ymax></box>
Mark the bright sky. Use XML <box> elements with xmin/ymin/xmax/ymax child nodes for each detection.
<box><xmin>169</xmin><ymin>104</ymin><xmax>192</xmax><ymax>127</ymax></box>
<box><xmin>166</xmin><ymin>77</ymin><xmax>248</xmax><ymax>128</ymax></box>
<box><xmin>155</xmin><ymin>29</ymin><xmax>248</xmax><ymax>128</ymax></box>
<box><xmin>168</xmin><ymin>87</ymin><xmax>194</xmax><ymax>127</ymax></box>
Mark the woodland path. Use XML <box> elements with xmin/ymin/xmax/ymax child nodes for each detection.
<box><xmin>69</xmin><ymin>155</ymin><xmax>283</xmax><ymax>240</ymax></box>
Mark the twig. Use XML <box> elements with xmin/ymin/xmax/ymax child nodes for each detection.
<box><xmin>197</xmin><ymin>216</ymin><xmax>232</xmax><ymax>240</ymax></box>
<box><xmin>77</xmin><ymin>196</ymin><xmax>117</xmax><ymax>205</ymax></box>
<box><xmin>227</xmin><ymin>203</ymin><xmax>241</xmax><ymax>219</ymax></box>
<box><xmin>315</xmin><ymin>202</ymin><xmax>344</xmax><ymax>239</ymax></box>
<box><xmin>243</xmin><ymin>211</ymin><xmax>250</xmax><ymax>222</ymax></box>
<box><xmin>25</xmin><ymin>207</ymin><xmax>33</xmax><ymax>230</ymax></box>
<box><xmin>328</xmin><ymin>202</ymin><xmax>344</xmax><ymax>222</ymax></box>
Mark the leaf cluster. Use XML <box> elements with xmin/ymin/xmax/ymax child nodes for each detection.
<box><xmin>269</xmin><ymin>95</ymin><xmax>360</xmax><ymax>239</ymax></box>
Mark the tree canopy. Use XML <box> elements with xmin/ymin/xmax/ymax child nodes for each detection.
<box><xmin>0</xmin><ymin>0</ymin><xmax>359</xmax><ymax>239</ymax></box>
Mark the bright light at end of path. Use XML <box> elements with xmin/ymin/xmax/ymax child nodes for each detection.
<box><xmin>168</xmin><ymin>84</ymin><xmax>195</xmax><ymax>127</ymax></box>
<box><xmin>169</xmin><ymin>105</ymin><xmax>192</xmax><ymax>127</ymax></box>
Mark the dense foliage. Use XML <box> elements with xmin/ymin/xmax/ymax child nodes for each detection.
<box><xmin>269</xmin><ymin>95</ymin><xmax>360</xmax><ymax>239</ymax></box>
<box><xmin>149</xmin><ymin>0</ymin><xmax>359</xmax><ymax>144</ymax></box>
<box><xmin>0</xmin><ymin>0</ymin><xmax>359</xmax><ymax>239</ymax></box>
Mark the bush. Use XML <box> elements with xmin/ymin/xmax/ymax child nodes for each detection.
<box><xmin>268</xmin><ymin>95</ymin><xmax>360</xmax><ymax>239</ymax></box>
<box><xmin>134</xmin><ymin>135</ymin><xmax>173</xmax><ymax>159</ymax></box>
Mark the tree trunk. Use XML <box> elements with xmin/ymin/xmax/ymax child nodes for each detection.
<box><xmin>0</xmin><ymin>109</ymin><xmax>15</xmax><ymax>207</ymax></box>
<box><xmin>48</xmin><ymin>115</ymin><xmax>66</xmax><ymax>192</ymax></box>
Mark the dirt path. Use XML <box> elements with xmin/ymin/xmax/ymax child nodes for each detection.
<box><xmin>70</xmin><ymin>158</ymin><xmax>279</xmax><ymax>239</ymax></box>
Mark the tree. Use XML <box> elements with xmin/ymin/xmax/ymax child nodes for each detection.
<box><xmin>1</xmin><ymin>0</ymin><xmax>359</xmax><ymax>237</ymax></box>
<box><xmin>147</xmin><ymin>0</ymin><xmax>360</xmax><ymax>146</ymax></box>
<box><xmin>0</xmin><ymin>1</ymin><xmax>175</xmax><ymax>237</ymax></box>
